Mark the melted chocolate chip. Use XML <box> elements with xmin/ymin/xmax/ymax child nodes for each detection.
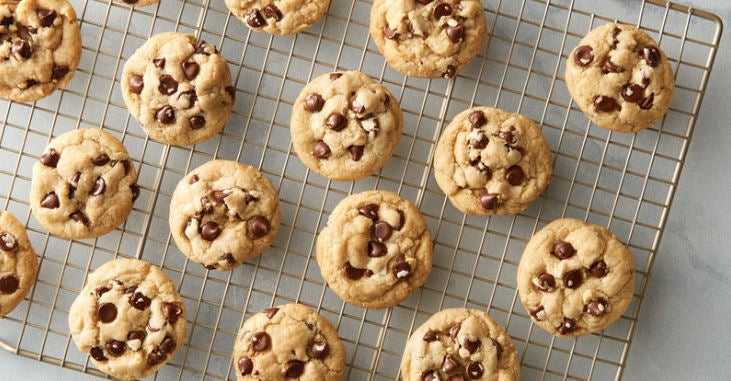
<box><xmin>182</xmin><ymin>61</ymin><xmax>200</xmax><ymax>81</ymax></box>
<box><xmin>492</xmin><ymin>337</ymin><xmax>503</xmax><ymax>357</ymax></box>
<box><xmin>0</xmin><ymin>232</ymin><xmax>17</xmax><ymax>251</ymax></box>
<box><xmin>468</xmin><ymin>110</ymin><xmax>487</xmax><ymax>128</ymax></box>
<box><xmin>92</xmin><ymin>154</ymin><xmax>110</xmax><ymax>166</ymax></box>
<box><xmin>505</xmin><ymin>165</ymin><xmax>524</xmax><ymax>186</ymax></box>
<box><xmin>564</xmin><ymin>269</ymin><xmax>583</xmax><ymax>289</ymax></box>
<box><xmin>153</xmin><ymin>58</ymin><xmax>165</xmax><ymax>68</ymax></box>
<box><xmin>313</xmin><ymin>140</ymin><xmax>331</xmax><ymax>158</ymax></box>
<box><xmin>392</xmin><ymin>258</ymin><xmax>411</xmax><ymax>279</ymax></box>
<box><xmin>90</xmin><ymin>177</ymin><xmax>105</xmax><ymax>196</ymax></box>
<box><xmin>594</xmin><ymin>95</ymin><xmax>620</xmax><ymax>112</ymax></box>
<box><xmin>529</xmin><ymin>304</ymin><xmax>545</xmax><ymax>320</ymax></box>
<box><xmin>551</xmin><ymin>241</ymin><xmax>575</xmax><ymax>259</ymax></box>
<box><xmin>343</xmin><ymin>262</ymin><xmax>368</xmax><ymax>279</ymax></box>
<box><xmin>284</xmin><ymin>360</ymin><xmax>305</xmax><ymax>378</ymax></box>
<box><xmin>262</xmin><ymin>4</ymin><xmax>282</xmax><ymax>21</ymax></box>
<box><xmin>367</xmin><ymin>241</ymin><xmax>387</xmax><ymax>257</ymax></box>
<box><xmin>248</xmin><ymin>216</ymin><xmax>270</xmax><ymax>238</ymax></box>
<box><xmin>247</xmin><ymin>9</ymin><xmax>267</xmax><ymax>28</ymax></box>
<box><xmin>573</xmin><ymin>45</ymin><xmax>594</xmax><ymax>66</ymax></box>
<box><xmin>190</xmin><ymin>174</ymin><xmax>199</xmax><ymax>184</ymax></box>
<box><xmin>130</xmin><ymin>184</ymin><xmax>141</xmax><ymax>202</ymax></box>
<box><xmin>326</xmin><ymin>112</ymin><xmax>347</xmax><ymax>131</ymax></box>
<box><xmin>585</xmin><ymin>298</ymin><xmax>608</xmax><ymax>316</ymax></box>
<box><xmin>639</xmin><ymin>93</ymin><xmax>654</xmax><ymax>110</ymax></box>
<box><xmin>445</xmin><ymin>24</ymin><xmax>465</xmax><ymax>43</ymax></box>
<box><xmin>226</xmin><ymin>85</ymin><xmax>236</xmax><ymax>99</ymax></box>
<box><xmin>467</xmin><ymin>362</ymin><xmax>484</xmax><ymax>379</ymax></box>
<box><xmin>307</xmin><ymin>340</ymin><xmax>329</xmax><ymax>359</ymax></box>
<box><xmin>373</xmin><ymin>221</ymin><xmax>393</xmax><ymax>241</ymax></box>
<box><xmin>0</xmin><ymin>275</ymin><xmax>19</xmax><ymax>294</ymax></box>
<box><xmin>159</xmin><ymin>336</ymin><xmax>176</xmax><ymax>354</ymax></box>
<box><xmin>433</xmin><ymin>3</ymin><xmax>452</xmax><ymax>18</ymax></box>
<box><xmin>348</xmin><ymin>145</ymin><xmax>364</xmax><ymax>161</ymax></box>
<box><xmin>156</xmin><ymin>106</ymin><xmax>175</xmax><ymax>124</ymax></box>
<box><xmin>238</xmin><ymin>356</ymin><xmax>254</xmax><ymax>375</ymax></box>
<box><xmin>535</xmin><ymin>272</ymin><xmax>556</xmax><ymax>291</ymax></box>
<box><xmin>383</xmin><ymin>25</ymin><xmax>399</xmax><ymax>39</ymax></box>
<box><xmin>105</xmin><ymin>340</ymin><xmax>126</xmax><ymax>357</ymax></box>
<box><xmin>147</xmin><ymin>349</ymin><xmax>166</xmax><ymax>365</ymax></box>
<box><xmin>51</xmin><ymin>65</ymin><xmax>69</xmax><ymax>81</ymax></box>
<box><xmin>251</xmin><ymin>331</ymin><xmax>271</xmax><ymax>351</ymax></box>
<box><xmin>469</xmin><ymin>132</ymin><xmax>488</xmax><ymax>149</ymax></box>
<box><xmin>442</xmin><ymin>64</ymin><xmax>456</xmax><ymax>79</ymax></box>
<box><xmin>441</xmin><ymin>354</ymin><xmax>459</xmax><ymax>373</ymax></box>
<box><xmin>423</xmin><ymin>371</ymin><xmax>439</xmax><ymax>381</ymax></box>
<box><xmin>478</xmin><ymin>192</ymin><xmax>499</xmax><ymax>210</ymax></box>
<box><xmin>642</xmin><ymin>46</ymin><xmax>661</xmax><ymax>67</ymax></box>
<box><xmin>41</xmin><ymin>192</ymin><xmax>59</xmax><ymax>209</ymax></box>
<box><xmin>69</xmin><ymin>211</ymin><xmax>89</xmax><ymax>225</ymax></box>
<box><xmin>305</xmin><ymin>94</ymin><xmax>324</xmax><ymax>112</ymax></box>
<box><xmin>189</xmin><ymin>115</ymin><xmax>206</xmax><ymax>129</ymax></box>
<box><xmin>179</xmin><ymin>90</ymin><xmax>199</xmax><ymax>109</ymax></box>
<box><xmin>95</xmin><ymin>286</ymin><xmax>110</xmax><ymax>297</ymax></box>
<box><xmin>557</xmin><ymin>318</ymin><xmax>576</xmax><ymax>335</ymax></box>
<box><xmin>158</xmin><ymin>75</ymin><xmax>178</xmax><ymax>95</ymax></box>
<box><xmin>40</xmin><ymin>149</ymin><xmax>60</xmax><ymax>167</ymax></box>
<box><xmin>201</xmin><ymin>221</ymin><xmax>221</xmax><ymax>241</ymax></box>
<box><xmin>11</xmin><ymin>39</ymin><xmax>31</xmax><ymax>60</ymax></box>
<box><xmin>97</xmin><ymin>303</ymin><xmax>118</xmax><ymax>323</ymax></box>
<box><xmin>164</xmin><ymin>303</ymin><xmax>183</xmax><ymax>324</ymax></box>
<box><xmin>89</xmin><ymin>347</ymin><xmax>107</xmax><ymax>361</ymax></box>
<box><xmin>359</xmin><ymin>204</ymin><xmax>379</xmax><ymax>220</ymax></box>
<box><xmin>463</xmin><ymin>337</ymin><xmax>481</xmax><ymax>353</ymax></box>
<box><xmin>263</xmin><ymin>307</ymin><xmax>278</xmax><ymax>319</ymax></box>
<box><xmin>37</xmin><ymin>9</ymin><xmax>57</xmax><ymax>27</ymax></box>
<box><xmin>128</xmin><ymin>75</ymin><xmax>144</xmax><ymax>94</ymax></box>
<box><xmin>589</xmin><ymin>260</ymin><xmax>608</xmax><ymax>277</ymax></box>
<box><xmin>329</xmin><ymin>72</ymin><xmax>342</xmax><ymax>80</ymax></box>
<box><xmin>423</xmin><ymin>330</ymin><xmax>438</xmax><ymax>342</ymax></box>
<box><xmin>0</xmin><ymin>16</ymin><xmax>12</xmax><ymax>26</ymax></box>
<box><xmin>127</xmin><ymin>330</ymin><xmax>146</xmax><ymax>343</ymax></box>
<box><xmin>129</xmin><ymin>291</ymin><xmax>151</xmax><ymax>310</ymax></box>
<box><xmin>448</xmin><ymin>324</ymin><xmax>460</xmax><ymax>338</ymax></box>
<box><xmin>602</xmin><ymin>58</ymin><xmax>624</xmax><ymax>74</ymax></box>
<box><xmin>622</xmin><ymin>84</ymin><xmax>644</xmax><ymax>103</ymax></box>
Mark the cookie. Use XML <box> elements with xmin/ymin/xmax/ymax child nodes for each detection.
<box><xmin>169</xmin><ymin>160</ymin><xmax>281</xmax><ymax>271</ymax></box>
<box><xmin>434</xmin><ymin>107</ymin><xmax>553</xmax><ymax>216</ymax></box>
<box><xmin>116</xmin><ymin>0</ymin><xmax>159</xmax><ymax>6</ymax></box>
<box><xmin>517</xmin><ymin>218</ymin><xmax>635</xmax><ymax>337</ymax></box>
<box><xmin>225</xmin><ymin>0</ymin><xmax>331</xmax><ymax>35</ymax></box>
<box><xmin>316</xmin><ymin>190</ymin><xmax>432</xmax><ymax>308</ymax></box>
<box><xmin>400</xmin><ymin>308</ymin><xmax>520</xmax><ymax>381</ymax></box>
<box><xmin>0</xmin><ymin>0</ymin><xmax>81</xmax><ymax>102</ymax></box>
<box><xmin>565</xmin><ymin>23</ymin><xmax>675</xmax><ymax>132</ymax></box>
<box><xmin>68</xmin><ymin>258</ymin><xmax>186</xmax><ymax>380</ymax></box>
<box><xmin>232</xmin><ymin>303</ymin><xmax>345</xmax><ymax>380</ymax></box>
<box><xmin>30</xmin><ymin>129</ymin><xmax>139</xmax><ymax>239</ymax></box>
<box><xmin>121</xmin><ymin>32</ymin><xmax>235</xmax><ymax>146</ymax></box>
<box><xmin>0</xmin><ymin>212</ymin><xmax>38</xmax><ymax>317</ymax></box>
<box><xmin>370</xmin><ymin>0</ymin><xmax>487</xmax><ymax>79</ymax></box>
<box><xmin>290</xmin><ymin>70</ymin><xmax>403</xmax><ymax>181</ymax></box>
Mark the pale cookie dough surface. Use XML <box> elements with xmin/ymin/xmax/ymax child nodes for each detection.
<box><xmin>225</xmin><ymin>0</ymin><xmax>330</xmax><ymax>35</ymax></box>
<box><xmin>169</xmin><ymin>160</ymin><xmax>280</xmax><ymax>271</ymax></box>
<box><xmin>30</xmin><ymin>129</ymin><xmax>139</xmax><ymax>239</ymax></box>
<box><xmin>0</xmin><ymin>0</ymin><xmax>81</xmax><ymax>102</ymax></box>
<box><xmin>517</xmin><ymin>218</ymin><xmax>635</xmax><ymax>337</ymax></box>
<box><xmin>370</xmin><ymin>0</ymin><xmax>487</xmax><ymax>78</ymax></box>
<box><xmin>122</xmin><ymin>32</ymin><xmax>235</xmax><ymax>146</ymax></box>
<box><xmin>316</xmin><ymin>190</ymin><xmax>432</xmax><ymax>308</ymax></box>
<box><xmin>290</xmin><ymin>70</ymin><xmax>403</xmax><ymax>181</ymax></box>
<box><xmin>0</xmin><ymin>212</ymin><xmax>38</xmax><ymax>317</ymax></box>
<box><xmin>232</xmin><ymin>303</ymin><xmax>345</xmax><ymax>380</ymax></box>
<box><xmin>401</xmin><ymin>308</ymin><xmax>519</xmax><ymax>381</ymax></box>
<box><xmin>69</xmin><ymin>258</ymin><xmax>186</xmax><ymax>380</ymax></box>
<box><xmin>565</xmin><ymin>23</ymin><xmax>675</xmax><ymax>132</ymax></box>
<box><xmin>434</xmin><ymin>107</ymin><xmax>553</xmax><ymax>216</ymax></box>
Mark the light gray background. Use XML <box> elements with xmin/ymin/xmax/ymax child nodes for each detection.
<box><xmin>1</xmin><ymin>0</ymin><xmax>728</xmax><ymax>380</ymax></box>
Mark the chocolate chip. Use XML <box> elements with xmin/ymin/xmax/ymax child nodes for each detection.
<box><xmin>367</xmin><ymin>241</ymin><xmax>387</xmax><ymax>257</ymax></box>
<box><xmin>642</xmin><ymin>46</ymin><xmax>661</xmax><ymax>67</ymax></box>
<box><xmin>0</xmin><ymin>232</ymin><xmax>17</xmax><ymax>251</ymax></box>
<box><xmin>573</xmin><ymin>45</ymin><xmax>594</xmax><ymax>66</ymax></box>
<box><xmin>585</xmin><ymin>298</ymin><xmax>608</xmax><ymax>317</ymax></box>
<box><xmin>95</xmin><ymin>286</ymin><xmax>110</xmax><ymax>297</ymax></box>
<box><xmin>164</xmin><ymin>303</ymin><xmax>183</xmax><ymax>324</ymax></box>
<box><xmin>284</xmin><ymin>360</ymin><xmax>305</xmax><ymax>378</ymax></box>
<box><xmin>343</xmin><ymin>262</ymin><xmax>368</xmax><ymax>279</ymax></box>
<box><xmin>158</xmin><ymin>75</ymin><xmax>178</xmax><ymax>95</ymax></box>
<box><xmin>0</xmin><ymin>16</ymin><xmax>12</xmax><ymax>26</ymax></box>
<box><xmin>348</xmin><ymin>145</ymin><xmax>364</xmax><ymax>161</ymax></box>
<box><xmin>498</xmin><ymin>129</ymin><xmax>515</xmax><ymax>145</ymax></box>
<box><xmin>111</xmin><ymin>159</ymin><xmax>131</xmax><ymax>175</ymax></box>
<box><xmin>304</xmin><ymin>93</ymin><xmax>325</xmax><ymax>113</ymax></box>
<box><xmin>159</xmin><ymin>336</ymin><xmax>176</xmax><ymax>354</ymax></box>
<box><xmin>89</xmin><ymin>347</ymin><xmax>107</xmax><ymax>361</ymax></box>
<box><xmin>433</xmin><ymin>3</ymin><xmax>452</xmax><ymax>18</ymax></box>
<box><xmin>246</xmin><ymin>9</ymin><xmax>267</xmax><ymax>28</ymax></box>
<box><xmin>469</xmin><ymin>132</ymin><xmax>488</xmax><ymax>149</ymax></box>
<box><xmin>590</xmin><ymin>260</ymin><xmax>608</xmax><ymax>277</ymax></box>
<box><xmin>535</xmin><ymin>272</ymin><xmax>555</xmax><ymax>291</ymax></box>
<box><xmin>105</xmin><ymin>340</ymin><xmax>126</xmax><ymax>357</ymax></box>
<box><xmin>446</xmin><ymin>24</ymin><xmax>465</xmax><ymax>43</ymax></box>
<box><xmin>529</xmin><ymin>304</ymin><xmax>545</xmax><ymax>320</ymax></box>
<box><xmin>201</xmin><ymin>221</ymin><xmax>221</xmax><ymax>241</ymax></box>
<box><xmin>492</xmin><ymin>338</ymin><xmax>503</xmax><ymax>357</ymax></box>
<box><xmin>594</xmin><ymin>95</ymin><xmax>620</xmax><ymax>112</ymax></box>
<box><xmin>153</xmin><ymin>58</ymin><xmax>165</xmax><ymax>68</ymax></box>
<box><xmin>478</xmin><ymin>192</ymin><xmax>499</xmax><ymax>210</ymax></box>
<box><xmin>179</xmin><ymin>62</ymin><xmax>199</xmax><ymax>81</ymax></box>
<box><xmin>129</xmin><ymin>291</ymin><xmax>151</xmax><ymax>310</ymax></box>
<box><xmin>128</xmin><ymin>74</ymin><xmax>144</xmax><ymax>94</ymax></box>
<box><xmin>612</xmin><ymin>27</ymin><xmax>622</xmax><ymax>48</ymax></box>
<box><xmin>147</xmin><ymin>349</ymin><xmax>166</xmax><ymax>365</ymax></box>
<box><xmin>90</xmin><ymin>177</ymin><xmax>105</xmax><ymax>196</ymax></box>
<box><xmin>194</xmin><ymin>41</ymin><xmax>208</xmax><ymax>54</ymax></box>
<box><xmin>190</xmin><ymin>174</ymin><xmax>199</xmax><ymax>184</ymax></box>
<box><xmin>307</xmin><ymin>340</ymin><xmax>329</xmax><ymax>359</ymax></box>
<box><xmin>37</xmin><ymin>9</ymin><xmax>56</xmax><ymax>27</ymax></box>
<box><xmin>263</xmin><ymin>307</ymin><xmax>278</xmax><ymax>319</ymax></box>
<box><xmin>263</xmin><ymin>4</ymin><xmax>282</xmax><ymax>21</ymax></box>
<box><xmin>313</xmin><ymin>140</ymin><xmax>331</xmax><ymax>158</ymax></box>
<box><xmin>467</xmin><ymin>362</ymin><xmax>484</xmax><ymax>379</ymax></box>
<box><xmin>448</xmin><ymin>324</ymin><xmax>460</xmax><ymax>338</ymax></box>
<box><xmin>329</xmin><ymin>72</ymin><xmax>342</xmax><ymax>80</ymax></box>
<box><xmin>564</xmin><ymin>269</ymin><xmax>583</xmax><ymax>289</ymax></box>
<box><xmin>189</xmin><ymin>115</ymin><xmax>206</xmax><ymax>130</ymax></box>
<box><xmin>226</xmin><ymin>85</ymin><xmax>236</xmax><ymax>99</ymax></box>
<box><xmin>468</xmin><ymin>110</ymin><xmax>487</xmax><ymax>128</ymax></box>
<box><xmin>601</xmin><ymin>58</ymin><xmax>624</xmax><ymax>74</ymax></box>
<box><xmin>359</xmin><ymin>204</ymin><xmax>379</xmax><ymax>220</ymax></box>
<box><xmin>25</xmin><ymin>79</ymin><xmax>38</xmax><ymax>88</ymax></box>
<box><xmin>130</xmin><ymin>184</ymin><xmax>140</xmax><ymax>202</ymax></box>
<box><xmin>127</xmin><ymin>330</ymin><xmax>146</xmax><ymax>343</ymax></box>
<box><xmin>0</xmin><ymin>275</ymin><xmax>19</xmax><ymax>294</ymax></box>
<box><xmin>423</xmin><ymin>371</ymin><xmax>439</xmax><ymax>381</ymax></box>
<box><xmin>442</xmin><ymin>354</ymin><xmax>459</xmax><ymax>373</ymax></box>
<box><xmin>326</xmin><ymin>112</ymin><xmax>347</xmax><ymax>131</ymax></box>
<box><xmin>251</xmin><ymin>331</ymin><xmax>271</xmax><ymax>351</ymax></box>
<box><xmin>373</xmin><ymin>221</ymin><xmax>393</xmax><ymax>241</ymax></box>
<box><xmin>41</xmin><ymin>192</ymin><xmax>59</xmax><ymax>209</ymax></box>
<box><xmin>97</xmin><ymin>303</ymin><xmax>117</xmax><ymax>323</ymax></box>
<box><xmin>416</xmin><ymin>0</ymin><xmax>434</xmax><ymax>4</ymax></box>
<box><xmin>551</xmin><ymin>241</ymin><xmax>575</xmax><ymax>259</ymax></box>
<box><xmin>123</xmin><ymin>285</ymin><xmax>137</xmax><ymax>294</ymax></box>
<box><xmin>11</xmin><ymin>39</ymin><xmax>31</xmax><ymax>60</ymax></box>
<box><xmin>392</xmin><ymin>258</ymin><xmax>411</xmax><ymax>279</ymax></box>
<box><xmin>156</xmin><ymin>106</ymin><xmax>175</xmax><ymax>124</ymax></box>
<box><xmin>52</xmin><ymin>65</ymin><xmax>69</xmax><ymax>81</ymax></box>
<box><xmin>463</xmin><ymin>337</ymin><xmax>481</xmax><ymax>353</ymax></box>
<box><xmin>238</xmin><ymin>357</ymin><xmax>254</xmax><ymax>375</ymax></box>
<box><xmin>248</xmin><ymin>216</ymin><xmax>270</xmax><ymax>238</ymax></box>
<box><xmin>622</xmin><ymin>84</ymin><xmax>644</xmax><ymax>103</ymax></box>
<box><xmin>383</xmin><ymin>25</ymin><xmax>399</xmax><ymax>39</ymax></box>
<box><xmin>639</xmin><ymin>93</ymin><xmax>654</xmax><ymax>110</ymax></box>
<box><xmin>40</xmin><ymin>149</ymin><xmax>60</xmax><ymax>167</ymax></box>
<box><xmin>91</xmin><ymin>154</ymin><xmax>110</xmax><ymax>166</ymax></box>
<box><xmin>423</xmin><ymin>330</ymin><xmax>438</xmax><ymax>342</ymax></box>
<box><xmin>70</xmin><ymin>211</ymin><xmax>89</xmax><ymax>225</ymax></box>
<box><xmin>505</xmin><ymin>165</ymin><xmax>524</xmax><ymax>186</ymax></box>
<box><xmin>397</xmin><ymin>210</ymin><xmax>405</xmax><ymax>230</ymax></box>
<box><xmin>442</xmin><ymin>65</ymin><xmax>456</xmax><ymax>79</ymax></box>
<box><xmin>557</xmin><ymin>318</ymin><xmax>576</xmax><ymax>335</ymax></box>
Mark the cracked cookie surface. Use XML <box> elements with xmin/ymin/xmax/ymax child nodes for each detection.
<box><xmin>30</xmin><ymin>128</ymin><xmax>139</xmax><ymax>239</ymax></box>
<box><xmin>122</xmin><ymin>32</ymin><xmax>235</xmax><ymax>146</ymax></box>
<box><xmin>434</xmin><ymin>107</ymin><xmax>552</xmax><ymax>216</ymax></box>
<box><xmin>69</xmin><ymin>258</ymin><xmax>186</xmax><ymax>380</ymax></box>
<box><xmin>0</xmin><ymin>0</ymin><xmax>81</xmax><ymax>102</ymax></box>
<box><xmin>225</xmin><ymin>0</ymin><xmax>330</xmax><ymax>35</ymax></box>
<box><xmin>517</xmin><ymin>218</ymin><xmax>635</xmax><ymax>337</ymax></box>
<box><xmin>291</xmin><ymin>70</ymin><xmax>403</xmax><ymax>181</ymax></box>
<box><xmin>316</xmin><ymin>190</ymin><xmax>432</xmax><ymax>308</ymax></box>
<box><xmin>233</xmin><ymin>303</ymin><xmax>345</xmax><ymax>380</ymax></box>
<box><xmin>400</xmin><ymin>308</ymin><xmax>519</xmax><ymax>381</ymax></box>
<box><xmin>370</xmin><ymin>0</ymin><xmax>487</xmax><ymax>78</ymax></box>
<box><xmin>565</xmin><ymin>23</ymin><xmax>675</xmax><ymax>132</ymax></box>
<box><xmin>170</xmin><ymin>160</ymin><xmax>280</xmax><ymax>271</ymax></box>
<box><xmin>0</xmin><ymin>211</ymin><xmax>38</xmax><ymax>317</ymax></box>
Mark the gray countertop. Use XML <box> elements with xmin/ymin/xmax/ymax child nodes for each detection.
<box><xmin>1</xmin><ymin>0</ymin><xmax>729</xmax><ymax>379</ymax></box>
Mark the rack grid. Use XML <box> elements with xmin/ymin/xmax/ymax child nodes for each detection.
<box><xmin>0</xmin><ymin>0</ymin><xmax>722</xmax><ymax>379</ymax></box>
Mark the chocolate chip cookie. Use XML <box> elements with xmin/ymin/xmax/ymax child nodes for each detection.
<box><xmin>434</xmin><ymin>107</ymin><xmax>553</xmax><ymax>216</ymax></box>
<box><xmin>565</xmin><ymin>23</ymin><xmax>675</xmax><ymax>132</ymax></box>
<box><xmin>122</xmin><ymin>32</ymin><xmax>235</xmax><ymax>146</ymax></box>
<box><xmin>232</xmin><ymin>303</ymin><xmax>345</xmax><ymax>380</ymax></box>
<box><xmin>517</xmin><ymin>218</ymin><xmax>635</xmax><ymax>337</ymax></box>
<box><xmin>370</xmin><ymin>0</ymin><xmax>487</xmax><ymax>79</ymax></box>
<box><xmin>316</xmin><ymin>190</ymin><xmax>432</xmax><ymax>308</ymax></box>
<box><xmin>0</xmin><ymin>211</ymin><xmax>38</xmax><ymax>317</ymax></box>
<box><xmin>225</xmin><ymin>0</ymin><xmax>331</xmax><ymax>35</ymax></box>
<box><xmin>69</xmin><ymin>258</ymin><xmax>186</xmax><ymax>380</ymax></box>
<box><xmin>401</xmin><ymin>308</ymin><xmax>519</xmax><ymax>381</ymax></box>
<box><xmin>290</xmin><ymin>70</ymin><xmax>403</xmax><ymax>181</ymax></box>
<box><xmin>0</xmin><ymin>0</ymin><xmax>81</xmax><ymax>102</ymax></box>
<box><xmin>169</xmin><ymin>160</ymin><xmax>280</xmax><ymax>271</ymax></box>
<box><xmin>30</xmin><ymin>129</ymin><xmax>139</xmax><ymax>239</ymax></box>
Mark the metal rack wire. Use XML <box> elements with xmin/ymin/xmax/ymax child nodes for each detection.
<box><xmin>0</xmin><ymin>0</ymin><xmax>722</xmax><ymax>379</ymax></box>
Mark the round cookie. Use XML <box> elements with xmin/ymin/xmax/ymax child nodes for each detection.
<box><xmin>30</xmin><ymin>129</ymin><xmax>140</xmax><ymax>239</ymax></box>
<box><xmin>225</xmin><ymin>0</ymin><xmax>331</xmax><ymax>35</ymax></box>
<box><xmin>0</xmin><ymin>0</ymin><xmax>81</xmax><ymax>102</ymax></box>
<box><xmin>400</xmin><ymin>308</ymin><xmax>520</xmax><ymax>381</ymax></box>
<box><xmin>232</xmin><ymin>303</ymin><xmax>345</xmax><ymax>380</ymax></box>
<box><xmin>517</xmin><ymin>218</ymin><xmax>635</xmax><ymax>337</ymax></box>
<box><xmin>68</xmin><ymin>258</ymin><xmax>186</xmax><ymax>380</ymax></box>
<box><xmin>565</xmin><ymin>23</ymin><xmax>675</xmax><ymax>132</ymax></box>
<box><xmin>0</xmin><ymin>211</ymin><xmax>38</xmax><ymax>317</ymax></box>
<box><xmin>434</xmin><ymin>107</ymin><xmax>553</xmax><ymax>216</ymax></box>
<box><xmin>316</xmin><ymin>190</ymin><xmax>432</xmax><ymax>308</ymax></box>
<box><xmin>291</xmin><ymin>70</ymin><xmax>403</xmax><ymax>181</ymax></box>
<box><xmin>370</xmin><ymin>0</ymin><xmax>487</xmax><ymax>79</ymax></box>
<box><xmin>169</xmin><ymin>160</ymin><xmax>280</xmax><ymax>271</ymax></box>
<box><xmin>122</xmin><ymin>32</ymin><xmax>235</xmax><ymax>146</ymax></box>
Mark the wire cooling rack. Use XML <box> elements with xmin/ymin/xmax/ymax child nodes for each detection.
<box><xmin>0</xmin><ymin>0</ymin><xmax>722</xmax><ymax>379</ymax></box>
